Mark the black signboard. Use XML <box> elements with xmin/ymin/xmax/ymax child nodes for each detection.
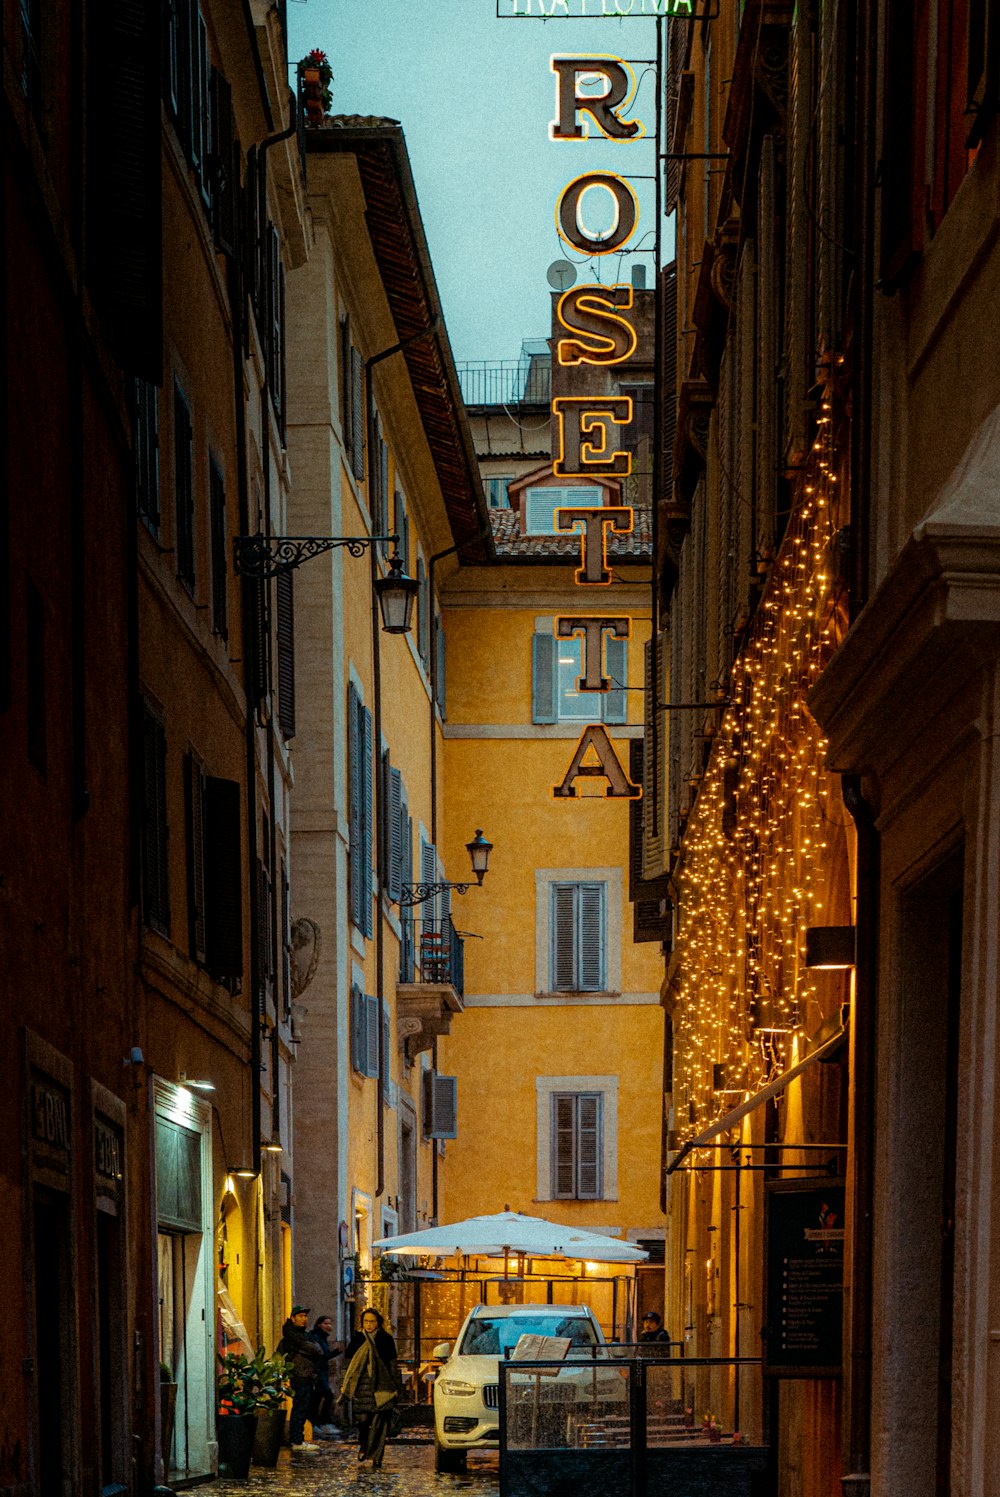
<box><xmin>764</xmin><ymin>1177</ymin><xmax>845</xmax><ymax>1378</ymax></box>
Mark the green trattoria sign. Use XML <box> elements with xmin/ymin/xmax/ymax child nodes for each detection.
<box><xmin>497</xmin><ymin>0</ymin><xmax>716</xmax><ymax>17</ymax></box>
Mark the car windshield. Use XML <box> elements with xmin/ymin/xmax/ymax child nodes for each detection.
<box><xmin>459</xmin><ymin>1314</ymin><xmax>598</xmax><ymax>1355</ymax></box>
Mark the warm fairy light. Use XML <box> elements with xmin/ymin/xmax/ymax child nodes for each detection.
<box><xmin>670</xmin><ymin>385</ymin><xmax>847</xmax><ymax>1144</ymax></box>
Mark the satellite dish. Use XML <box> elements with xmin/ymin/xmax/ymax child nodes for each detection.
<box><xmin>546</xmin><ymin>259</ymin><xmax>577</xmax><ymax>292</ymax></box>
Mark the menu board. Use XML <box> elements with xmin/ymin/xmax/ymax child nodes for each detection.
<box><xmin>764</xmin><ymin>1178</ymin><xmax>845</xmax><ymax>1377</ymax></box>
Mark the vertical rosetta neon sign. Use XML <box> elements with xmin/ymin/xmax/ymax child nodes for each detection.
<box><xmin>548</xmin><ymin>52</ymin><xmax>644</xmax><ymax>799</ymax></box>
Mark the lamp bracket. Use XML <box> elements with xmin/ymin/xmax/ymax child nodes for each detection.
<box><xmin>397</xmin><ymin>881</ymin><xmax>477</xmax><ymax>910</ymax></box>
<box><xmin>234</xmin><ymin>534</ymin><xmax>398</xmax><ymax>579</ymax></box>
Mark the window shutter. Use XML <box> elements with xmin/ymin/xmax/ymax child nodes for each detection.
<box><xmin>576</xmin><ymin>1095</ymin><xmax>601</xmax><ymax>1198</ymax></box>
<box><xmin>400</xmin><ymin>804</ymin><xmax>414</xmax><ymax>982</ymax></box>
<box><xmin>348</xmin><ymin>682</ymin><xmax>363</xmax><ymax>930</ymax></box>
<box><xmin>203</xmin><ymin>776</ymin><xmax>243</xmax><ymax>980</ymax></box>
<box><xmin>381</xmin><ymin>998</ymin><xmax>391</xmax><ymax>1092</ymax></box>
<box><xmin>209</xmin><ymin>67</ymin><xmax>236</xmax><ymax>256</ymax></box>
<box><xmin>394</xmin><ymin>490</ymin><xmax>409</xmax><ymax>568</ymax></box>
<box><xmin>280</xmin><ymin>859</ymin><xmax>291</xmax><ymax>1019</ymax></box>
<box><xmin>134</xmin><ymin>379</ymin><xmax>161</xmax><ymax>533</ymax></box>
<box><xmin>340</xmin><ymin>316</ymin><xmax>352</xmax><ymax>458</ymax></box>
<box><xmin>209</xmin><ymin>458</ymin><xmax>227</xmax><ymax>637</ymax></box>
<box><xmin>553</xmin><ymin>1096</ymin><xmax>576</xmax><ymax>1198</ymax></box>
<box><xmin>351</xmin><ymin>984</ymin><xmax>365</xmax><ymax>1075</ymax></box>
<box><xmin>361</xmin><ymin>703</ymin><xmax>373</xmax><ymax>937</ymax></box>
<box><xmin>388</xmin><ymin>767</ymin><xmax>403</xmax><ymax>902</ymax></box>
<box><xmin>604</xmin><ymin>635</ymin><xmax>627</xmax><ymax>724</ymax></box>
<box><xmin>379</xmin><ymin>433</ymin><xmax>390</xmax><ymax>552</ymax></box>
<box><xmin>87</xmin><ymin>0</ymin><xmax>162</xmax><ymax>380</ymax></box>
<box><xmin>141</xmin><ymin>705</ymin><xmax>170</xmax><ymax>934</ymax></box>
<box><xmin>436</xmin><ymin>618</ymin><xmax>446</xmax><ymax>718</ymax></box>
<box><xmin>578</xmin><ymin>884</ymin><xmax>605</xmax><ymax>991</ymax></box>
<box><xmin>532</xmin><ymin>631</ymin><xmax>557</xmax><ymax>724</ymax></box>
<box><xmin>194</xmin><ymin>10</ymin><xmax>209</xmax><ymax>194</ymax></box>
<box><xmin>423</xmin><ymin>1071</ymin><xmax>458</xmax><ymax>1139</ymax></box>
<box><xmin>173</xmin><ymin>384</ymin><xmax>195</xmax><ymax>589</ymax></box>
<box><xmin>275</xmin><ymin>570</ymin><xmax>295</xmax><ymax>739</ymax></box>
<box><xmin>417</xmin><ymin>557</ymin><xmax>429</xmax><ymax>664</ymax></box>
<box><xmin>365</xmin><ymin>994</ymin><xmax>380</xmax><ymax>1080</ymax></box>
<box><xmin>351</xmin><ymin>346</ymin><xmax>365</xmax><ymax>481</ymax></box>
<box><xmin>551</xmin><ymin>884</ymin><xmax>577</xmax><ymax>991</ymax></box>
<box><xmin>185</xmin><ymin>752</ymin><xmax>207</xmax><ymax>964</ymax></box>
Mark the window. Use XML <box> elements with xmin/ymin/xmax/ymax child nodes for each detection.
<box><xmin>185</xmin><ymin>758</ymin><xmax>243</xmax><ymax>981</ymax></box>
<box><xmin>550</xmin><ymin>882</ymin><xmax>606</xmax><ymax>993</ymax></box>
<box><xmin>535</xmin><ymin>1075</ymin><xmax>618</xmax><ymax>1202</ymax></box>
<box><xmin>416</xmin><ymin>552</ymin><xmax>429</xmax><ymax>666</ymax></box>
<box><xmin>351</xmin><ymin>982</ymin><xmax>379</xmax><ymax>1078</ymax></box>
<box><xmin>524</xmin><ymin>484</ymin><xmax>602</xmax><ymax>535</ymax></box>
<box><xmin>532</xmin><ymin>622</ymin><xmax>627</xmax><ymax>725</ymax></box>
<box><xmin>394</xmin><ymin>488</ymin><xmax>410</xmax><ymax>570</ymax></box>
<box><xmin>486</xmin><ymin>476</ymin><xmax>512</xmax><ymax>509</ymax></box>
<box><xmin>435</xmin><ymin>615</ymin><xmax>446</xmax><ymax>719</ymax></box>
<box><xmin>423</xmin><ymin>1070</ymin><xmax>458</xmax><ymax>1139</ymax></box>
<box><xmin>173</xmin><ymin>382</ymin><xmax>194</xmax><ymax>590</ymax></box>
<box><xmin>141</xmin><ymin>702</ymin><xmax>170</xmax><ymax>935</ymax></box>
<box><xmin>552</xmin><ymin>1093</ymin><xmax>602</xmax><ymax>1199</ymax></box>
<box><xmin>275</xmin><ymin>570</ymin><xmax>295</xmax><ymax>740</ymax></box>
<box><xmin>373</xmin><ymin>422</ymin><xmax>390</xmax><ymax>555</ymax></box>
<box><xmin>339</xmin><ymin>316</ymin><xmax>365</xmax><ymax>482</ymax></box>
<box><xmin>619</xmin><ymin>384</ymin><xmax>654</xmax><ymax>456</ymax></box>
<box><xmin>208</xmin><ymin>457</ymin><xmax>226</xmax><ymax>637</ymax></box>
<box><xmin>348</xmin><ymin>681</ymin><xmax>373</xmax><ymax>936</ymax></box>
<box><xmin>135</xmin><ymin>381</ymin><xmax>160</xmax><ymax>536</ymax></box>
<box><xmin>19</xmin><ymin>0</ymin><xmax>42</xmax><ymax>115</ymax></box>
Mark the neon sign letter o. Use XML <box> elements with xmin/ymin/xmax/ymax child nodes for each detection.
<box><xmin>557</xmin><ymin>173</ymin><xmax>638</xmax><ymax>256</ymax></box>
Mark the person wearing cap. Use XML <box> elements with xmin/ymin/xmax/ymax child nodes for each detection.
<box><xmin>277</xmin><ymin>1305</ymin><xmax>322</xmax><ymax>1451</ymax></box>
<box><xmin>639</xmin><ymin>1310</ymin><xmax>671</xmax><ymax>1344</ymax></box>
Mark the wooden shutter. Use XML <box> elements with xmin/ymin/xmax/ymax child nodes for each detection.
<box><xmin>551</xmin><ymin>884</ymin><xmax>577</xmax><ymax>991</ymax></box>
<box><xmin>280</xmin><ymin>859</ymin><xmax>291</xmax><ymax>1019</ymax></box>
<box><xmin>394</xmin><ymin>490</ymin><xmax>409</xmax><ymax>567</ymax></box>
<box><xmin>553</xmin><ymin>1095</ymin><xmax>576</xmax><ymax>1198</ymax></box>
<box><xmin>351</xmin><ymin>346</ymin><xmax>365</xmax><ymax>480</ymax></box>
<box><xmin>194</xmin><ymin>9</ymin><xmax>209</xmax><ymax>196</ymax></box>
<box><xmin>348</xmin><ymin>682</ymin><xmax>363</xmax><ymax>930</ymax></box>
<box><xmin>420</xmin><ymin>837</ymin><xmax>437</xmax><ymax>931</ymax></box>
<box><xmin>417</xmin><ymin>557</ymin><xmax>429</xmax><ymax>663</ymax></box>
<box><xmin>378</xmin><ymin>431</ymin><xmax>390</xmax><ymax>551</ymax></box>
<box><xmin>388</xmin><ymin>767</ymin><xmax>403</xmax><ymax>902</ymax></box>
<box><xmin>155</xmin><ymin>1118</ymin><xmax>202</xmax><ymax>1231</ymax></box>
<box><xmin>87</xmin><ymin>0</ymin><xmax>162</xmax><ymax>380</ymax></box>
<box><xmin>255</xmin><ymin>857</ymin><xmax>273</xmax><ymax>1013</ymax></box>
<box><xmin>360</xmin><ymin>703</ymin><xmax>373</xmax><ymax>937</ymax></box>
<box><xmin>204</xmin><ymin>776</ymin><xmax>243</xmax><ymax>979</ymax></box>
<box><xmin>576</xmin><ymin>1094</ymin><xmax>601</xmax><ymax>1198</ymax></box>
<box><xmin>578</xmin><ymin>884</ymin><xmax>605</xmax><ymax>991</ymax></box>
<box><xmin>340</xmin><ymin>316</ymin><xmax>352</xmax><ymax>459</ymax></box>
<box><xmin>135</xmin><ymin>379</ymin><xmax>160</xmax><ymax>532</ymax></box>
<box><xmin>173</xmin><ymin>383</ymin><xmax>195</xmax><ymax>589</ymax></box>
<box><xmin>364</xmin><ymin>994</ymin><xmax>380</xmax><ymax>1080</ymax></box>
<box><xmin>209</xmin><ymin>67</ymin><xmax>236</xmax><ymax>256</ymax></box>
<box><xmin>423</xmin><ymin>1071</ymin><xmax>458</xmax><ymax>1139</ymax></box>
<box><xmin>400</xmin><ymin>803</ymin><xmax>414</xmax><ymax>982</ymax></box>
<box><xmin>142</xmin><ymin>704</ymin><xmax>169</xmax><ymax>934</ymax></box>
<box><xmin>275</xmin><ymin>570</ymin><xmax>295</xmax><ymax>740</ymax></box>
<box><xmin>643</xmin><ymin>634</ymin><xmax>667</xmax><ymax>876</ymax></box>
<box><xmin>532</xmin><ymin>631</ymin><xmax>557</xmax><ymax>724</ymax></box>
<box><xmin>351</xmin><ymin>983</ymin><xmax>365</xmax><ymax>1075</ymax></box>
<box><xmin>185</xmin><ymin>752</ymin><xmax>207</xmax><ymax>965</ymax></box>
<box><xmin>604</xmin><ymin>635</ymin><xmax>627</xmax><ymax>724</ymax></box>
<box><xmin>381</xmin><ymin>999</ymin><xmax>391</xmax><ymax>1091</ymax></box>
<box><xmin>436</xmin><ymin>618</ymin><xmax>446</xmax><ymax>718</ymax></box>
<box><xmin>209</xmin><ymin>457</ymin><xmax>227</xmax><ymax>637</ymax></box>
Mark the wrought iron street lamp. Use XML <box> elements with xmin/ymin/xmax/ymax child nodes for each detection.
<box><xmin>398</xmin><ymin>828</ymin><xmax>493</xmax><ymax>909</ymax></box>
<box><xmin>233</xmin><ymin>532</ymin><xmax>419</xmax><ymax>637</ymax></box>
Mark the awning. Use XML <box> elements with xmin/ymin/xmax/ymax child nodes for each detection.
<box><xmin>666</xmin><ymin>1025</ymin><xmax>848</xmax><ymax>1175</ymax></box>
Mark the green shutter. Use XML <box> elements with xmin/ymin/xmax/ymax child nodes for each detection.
<box><xmin>348</xmin><ymin>683</ymin><xmax>362</xmax><ymax>929</ymax></box>
<box><xmin>532</xmin><ymin>632</ymin><xmax>557</xmax><ymax>724</ymax></box>
<box><xmin>360</xmin><ymin>703</ymin><xmax>373</xmax><ymax>937</ymax></box>
<box><xmin>388</xmin><ymin>767</ymin><xmax>403</xmax><ymax>902</ymax></box>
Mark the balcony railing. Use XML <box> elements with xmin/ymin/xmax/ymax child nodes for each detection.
<box><xmin>457</xmin><ymin>357</ymin><xmax>552</xmax><ymax>408</ymax></box>
<box><xmin>418</xmin><ymin>918</ymin><xmax>464</xmax><ymax>997</ymax></box>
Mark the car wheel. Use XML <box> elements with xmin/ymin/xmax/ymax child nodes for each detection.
<box><xmin>434</xmin><ymin>1439</ymin><xmax>468</xmax><ymax>1473</ymax></box>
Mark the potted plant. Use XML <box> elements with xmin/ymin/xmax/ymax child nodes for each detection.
<box><xmin>216</xmin><ymin>1350</ymin><xmax>264</xmax><ymax>1479</ymax></box>
<box><xmin>160</xmin><ymin>1362</ymin><xmax>178</xmax><ymax>1471</ymax></box>
<box><xmin>249</xmin><ymin>1350</ymin><xmax>294</xmax><ymax>1467</ymax></box>
<box><xmin>299</xmin><ymin>48</ymin><xmax>333</xmax><ymax>124</ymax></box>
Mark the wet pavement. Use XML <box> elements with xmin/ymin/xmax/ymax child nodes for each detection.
<box><xmin>203</xmin><ymin>1438</ymin><xmax>500</xmax><ymax>1497</ymax></box>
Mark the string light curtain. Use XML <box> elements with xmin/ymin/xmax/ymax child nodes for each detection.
<box><xmin>671</xmin><ymin>395</ymin><xmax>846</xmax><ymax>1143</ymax></box>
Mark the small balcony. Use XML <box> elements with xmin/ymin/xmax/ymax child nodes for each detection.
<box><xmin>457</xmin><ymin>344</ymin><xmax>552</xmax><ymax>408</ymax></box>
<box><xmin>396</xmin><ymin>918</ymin><xmax>466</xmax><ymax>1062</ymax></box>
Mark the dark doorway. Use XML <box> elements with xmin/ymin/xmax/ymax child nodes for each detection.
<box><xmin>33</xmin><ymin>1188</ymin><xmax>73</xmax><ymax>1496</ymax></box>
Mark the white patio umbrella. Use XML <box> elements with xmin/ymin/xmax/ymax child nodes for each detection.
<box><xmin>371</xmin><ymin>1209</ymin><xmax>647</xmax><ymax>1264</ymax></box>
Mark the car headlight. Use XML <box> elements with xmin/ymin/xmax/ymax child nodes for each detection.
<box><xmin>439</xmin><ymin>1379</ymin><xmax>477</xmax><ymax>1396</ymax></box>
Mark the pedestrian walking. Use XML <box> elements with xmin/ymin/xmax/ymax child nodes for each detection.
<box><xmin>308</xmin><ymin>1313</ymin><xmax>343</xmax><ymax>1436</ymax></box>
<box><xmin>277</xmin><ymin>1304</ymin><xmax>322</xmax><ymax>1452</ymax></box>
<box><xmin>339</xmin><ymin>1307</ymin><xmax>403</xmax><ymax>1470</ymax></box>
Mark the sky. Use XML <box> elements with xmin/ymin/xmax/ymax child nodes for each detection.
<box><xmin>286</xmin><ymin>0</ymin><xmax>674</xmax><ymax>366</ymax></box>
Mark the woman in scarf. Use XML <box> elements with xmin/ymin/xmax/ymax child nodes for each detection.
<box><xmin>340</xmin><ymin>1307</ymin><xmax>403</xmax><ymax>1468</ymax></box>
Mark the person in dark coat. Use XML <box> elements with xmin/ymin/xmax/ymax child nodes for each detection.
<box><xmin>308</xmin><ymin>1314</ymin><xmax>343</xmax><ymax>1434</ymax></box>
<box><xmin>638</xmin><ymin>1310</ymin><xmax>671</xmax><ymax>1344</ymax></box>
<box><xmin>277</xmin><ymin>1305</ymin><xmax>322</xmax><ymax>1450</ymax></box>
<box><xmin>339</xmin><ymin>1307</ymin><xmax>403</xmax><ymax>1469</ymax></box>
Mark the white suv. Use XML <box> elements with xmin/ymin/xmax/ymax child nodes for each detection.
<box><xmin>431</xmin><ymin>1302</ymin><xmax>610</xmax><ymax>1472</ymax></box>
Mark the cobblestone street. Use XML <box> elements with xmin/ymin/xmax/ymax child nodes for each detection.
<box><xmin>204</xmin><ymin>1439</ymin><xmax>500</xmax><ymax>1497</ymax></box>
